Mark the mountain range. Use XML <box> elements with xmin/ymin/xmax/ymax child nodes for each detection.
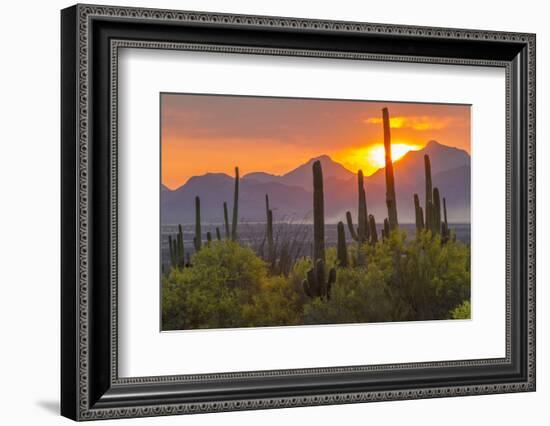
<box><xmin>161</xmin><ymin>140</ymin><xmax>470</xmax><ymax>224</ymax></box>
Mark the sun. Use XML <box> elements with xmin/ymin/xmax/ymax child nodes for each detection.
<box><xmin>366</xmin><ymin>143</ymin><xmax>421</xmax><ymax>169</ymax></box>
<box><xmin>334</xmin><ymin>142</ymin><xmax>422</xmax><ymax>176</ymax></box>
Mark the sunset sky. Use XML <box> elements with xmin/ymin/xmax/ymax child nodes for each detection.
<box><xmin>161</xmin><ymin>94</ymin><xmax>470</xmax><ymax>190</ymax></box>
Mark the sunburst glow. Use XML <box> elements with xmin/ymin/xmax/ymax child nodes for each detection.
<box><xmin>367</xmin><ymin>143</ymin><xmax>421</xmax><ymax>169</ymax></box>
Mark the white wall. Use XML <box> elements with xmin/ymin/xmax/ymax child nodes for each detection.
<box><xmin>0</xmin><ymin>0</ymin><xmax>546</xmax><ymax>424</ymax></box>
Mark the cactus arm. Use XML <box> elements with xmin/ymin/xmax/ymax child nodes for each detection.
<box><xmin>345</xmin><ymin>211</ymin><xmax>359</xmax><ymax>241</ymax></box>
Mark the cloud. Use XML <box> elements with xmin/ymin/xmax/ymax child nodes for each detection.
<box><xmin>363</xmin><ymin>115</ymin><xmax>457</xmax><ymax>131</ymax></box>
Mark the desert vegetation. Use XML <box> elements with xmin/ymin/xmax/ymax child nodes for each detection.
<box><xmin>162</xmin><ymin>107</ymin><xmax>471</xmax><ymax>330</ymax></box>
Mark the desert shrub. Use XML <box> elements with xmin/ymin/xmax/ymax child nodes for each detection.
<box><xmin>243</xmin><ymin>275</ymin><xmax>303</xmax><ymax>327</ymax></box>
<box><xmin>370</xmin><ymin>230</ymin><xmax>470</xmax><ymax>321</ymax></box>
<box><xmin>303</xmin><ymin>230</ymin><xmax>470</xmax><ymax>324</ymax></box>
<box><xmin>162</xmin><ymin>240</ymin><xmax>268</xmax><ymax>330</ymax></box>
<box><xmin>449</xmin><ymin>300</ymin><xmax>471</xmax><ymax>319</ymax></box>
<box><xmin>303</xmin><ymin>264</ymin><xmax>405</xmax><ymax>324</ymax></box>
<box><xmin>162</xmin><ymin>230</ymin><xmax>470</xmax><ymax>330</ymax></box>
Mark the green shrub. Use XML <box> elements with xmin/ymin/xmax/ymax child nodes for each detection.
<box><xmin>162</xmin><ymin>240</ymin><xmax>268</xmax><ymax>330</ymax></box>
<box><xmin>303</xmin><ymin>230</ymin><xmax>470</xmax><ymax>324</ymax></box>
<box><xmin>450</xmin><ymin>300</ymin><xmax>471</xmax><ymax>319</ymax></box>
<box><xmin>162</xmin><ymin>231</ymin><xmax>471</xmax><ymax>329</ymax></box>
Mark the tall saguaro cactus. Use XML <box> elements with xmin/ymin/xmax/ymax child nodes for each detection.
<box><xmin>221</xmin><ymin>167</ymin><xmax>240</xmax><ymax>242</ymax></box>
<box><xmin>231</xmin><ymin>167</ymin><xmax>239</xmax><ymax>240</ymax></box>
<box><xmin>302</xmin><ymin>160</ymin><xmax>336</xmax><ymax>300</ymax></box>
<box><xmin>265</xmin><ymin>194</ymin><xmax>275</xmax><ymax>265</ymax></box>
<box><xmin>336</xmin><ymin>221</ymin><xmax>348</xmax><ymax>267</ymax></box>
<box><xmin>223</xmin><ymin>202</ymin><xmax>230</xmax><ymax>239</ymax></box>
<box><xmin>193</xmin><ymin>196</ymin><xmax>202</xmax><ymax>252</ymax></box>
<box><xmin>382</xmin><ymin>108</ymin><xmax>398</xmax><ymax>230</ymax></box>
<box><xmin>312</xmin><ymin>160</ymin><xmax>325</xmax><ymax>264</ymax></box>
<box><xmin>177</xmin><ymin>224</ymin><xmax>184</xmax><ymax>267</ymax></box>
<box><xmin>424</xmin><ymin>154</ymin><xmax>433</xmax><ymax>232</ymax></box>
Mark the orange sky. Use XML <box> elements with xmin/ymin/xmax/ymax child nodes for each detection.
<box><xmin>161</xmin><ymin>94</ymin><xmax>470</xmax><ymax>189</ymax></box>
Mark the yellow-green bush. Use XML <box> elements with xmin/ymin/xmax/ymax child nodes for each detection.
<box><xmin>162</xmin><ymin>231</ymin><xmax>470</xmax><ymax>330</ymax></box>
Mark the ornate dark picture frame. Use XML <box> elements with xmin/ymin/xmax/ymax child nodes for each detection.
<box><xmin>61</xmin><ymin>4</ymin><xmax>536</xmax><ymax>421</ymax></box>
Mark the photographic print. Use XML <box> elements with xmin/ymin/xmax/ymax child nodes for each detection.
<box><xmin>160</xmin><ymin>94</ymin><xmax>471</xmax><ymax>331</ymax></box>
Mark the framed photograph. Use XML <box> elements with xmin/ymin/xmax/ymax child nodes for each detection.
<box><xmin>61</xmin><ymin>4</ymin><xmax>536</xmax><ymax>421</ymax></box>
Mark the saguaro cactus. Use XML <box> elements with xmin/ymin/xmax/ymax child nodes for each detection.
<box><xmin>424</xmin><ymin>154</ymin><xmax>433</xmax><ymax>231</ymax></box>
<box><xmin>441</xmin><ymin>197</ymin><xmax>450</xmax><ymax>243</ymax></box>
<box><xmin>231</xmin><ymin>167</ymin><xmax>239</xmax><ymax>240</ymax></box>
<box><xmin>432</xmin><ymin>187</ymin><xmax>442</xmax><ymax>236</ymax></box>
<box><xmin>346</xmin><ymin>169</ymin><xmax>369</xmax><ymax>242</ymax></box>
<box><xmin>368</xmin><ymin>214</ymin><xmax>378</xmax><ymax>244</ymax></box>
<box><xmin>193</xmin><ymin>196</ymin><xmax>202</xmax><ymax>252</ymax></box>
<box><xmin>414</xmin><ymin>193</ymin><xmax>424</xmax><ymax>233</ymax></box>
<box><xmin>168</xmin><ymin>235</ymin><xmax>175</xmax><ymax>268</ymax></box>
<box><xmin>382</xmin><ymin>107</ymin><xmax>398</xmax><ymax>231</ymax></box>
<box><xmin>168</xmin><ymin>225</ymin><xmax>185</xmax><ymax>269</ymax></box>
<box><xmin>312</xmin><ymin>160</ymin><xmax>325</xmax><ymax>264</ymax></box>
<box><xmin>302</xmin><ymin>160</ymin><xmax>336</xmax><ymax>299</ymax></box>
<box><xmin>302</xmin><ymin>259</ymin><xmax>336</xmax><ymax>300</ymax></box>
<box><xmin>265</xmin><ymin>194</ymin><xmax>275</xmax><ymax>265</ymax></box>
<box><xmin>383</xmin><ymin>218</ymin><xmax>390</xmax><ymax>241</ymax></box>
<box><xmin>336</xmin><ymin>221</ymin><xmax>348</xmax><ymax>267</ymax></box>
<box><xmin>215</xmin><ymin>227</ymin><xmax>221</xmax><ymax>241</ymax></box>
<box><xmin>177</xmin><ymin>224</ymin><xmax>184</xmax><ymax>267</ymax></box>
<box><xmin>223</xmin><ymin>202</ymin><xmax>230</xmax><ymax>239</ymax></box>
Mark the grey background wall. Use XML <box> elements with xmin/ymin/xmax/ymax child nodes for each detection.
<box><xmin>0</xmin><ymin>0</ymin><xmax>546</xmax><ymax>424</ymax></box>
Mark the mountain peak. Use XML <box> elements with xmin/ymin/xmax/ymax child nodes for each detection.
<box><xmin>309</xmin><ymin>154</ymin><xmax>333</xmax><ymax>163</ymax></box>
<box><xmin>423</xmin><ymin>140</ymin><xmax>449</xmax><ymax>153</ymax></box>
<box><xmin>425</xmin><ymin>140</ymin><xmax>441</xmax><ymax>148</ymax></box>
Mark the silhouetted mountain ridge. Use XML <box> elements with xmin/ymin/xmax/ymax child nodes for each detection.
<box><xmin>162</xmin><ymin>141</ymin><xmax>470</xmax><ymax>224</ymax></box>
